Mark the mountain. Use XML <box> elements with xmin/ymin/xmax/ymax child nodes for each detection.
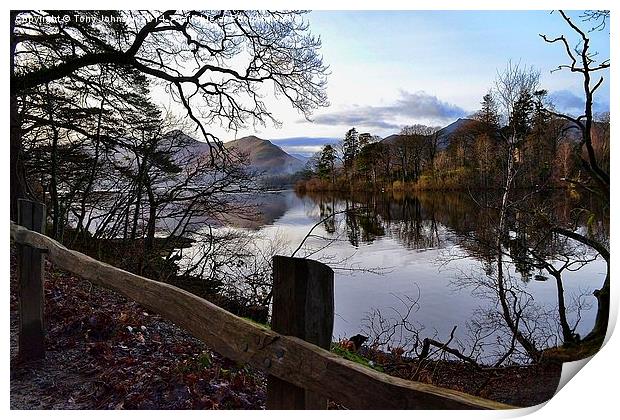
<box><xmin>380</xmin><ymin>134</ymin><xmax>402</xmax><ymax>145</ymax></box>
<box><xmin>225</xmin><ymin>135</ymin><xmax>305</xmax><ymax>175</ymax></box>
<box><xmin>434</xmin><ymin>118</ymin><xmax>478</xmax><ymax>149</ymax></box>
<box><xmin>159</xmin><ymin>131</ymin><xmax>305</xmax><ymax>176</ymax></box>
<box><xmin>168</xmin><ymin>130</ymin><xmax>214</xmax><ymax>159</ymax></box>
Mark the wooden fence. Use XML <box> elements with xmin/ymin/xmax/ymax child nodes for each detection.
<box><xmin>10</xmin><ymin>199</ymin><xmax>513</xmax><ymax>410</ymax></box>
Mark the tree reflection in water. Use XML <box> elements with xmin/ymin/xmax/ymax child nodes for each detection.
<box><xmin>297</xmin><ymin>189</ymin><xmax>607</xmax><ymax>366</ymax></box>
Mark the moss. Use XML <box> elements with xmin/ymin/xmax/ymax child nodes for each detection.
<box><xmin>330</xmin><ymin>344</ymin><xmax>384</xmax><ymax>372</ymax></box>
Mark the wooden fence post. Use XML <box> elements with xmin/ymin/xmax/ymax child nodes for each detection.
<box><xmin>266</xmin><ymin>255</ymin><xmax>334</xmax><ymax>410</ymax></box>
<box><xmin>17</xmin><ymin>199</ymin><xmax>46</xmax><ymax>361</ymax></box>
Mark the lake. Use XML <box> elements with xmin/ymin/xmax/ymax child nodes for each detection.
<box><xmin>192</xmin><ymin>189</ymin><xmax>607</xmax><ymax>363</ymax></box>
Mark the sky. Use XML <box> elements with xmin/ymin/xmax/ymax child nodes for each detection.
<box><xmin>167</xmin><ymin>10</ymin><xmax>611</xmax><ymax>156</ymax></box>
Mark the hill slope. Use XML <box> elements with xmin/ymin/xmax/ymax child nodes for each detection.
<box><xmin>225</xmin><ymin>136</ymin><xmax>305</xmax><ymax>175</ymax></box>
<box><xmin>161</xmin><ymin>131</ymin><xmax>305</xmax><ymax>176</ymax></box>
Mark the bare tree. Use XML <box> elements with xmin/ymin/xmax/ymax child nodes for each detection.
<box><xmin>11</xmin><ymin>10</ymin><xmax>329</xmax><ymax>218</ymax></box>
<box><xmin>540</xmin><ymin>10</ymin><xmax>609</xmax><ymax>198</ymax></box>
<box><xmin>486</xmin><ymin>62</ymin><xmax>544</xmax><ymax>360</ymax></box>
<box><xmin>540</xmin><ymin>10</ymin><xmax>610</xmax><ymax>342</ymax></box>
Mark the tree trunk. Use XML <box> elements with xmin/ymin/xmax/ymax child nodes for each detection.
<box><xmin>144</xmin><ymin>178</ymin><xmax>157</xmax><ymax>253</ymax></box>
<box><xmin>552</xmin><ymin>271</ymin><xmax>575</xmax><ymax>344</ymax></box>
<box><xmin>130</xmin><ymin>154</ymin><xmax>145</xmax><ymax>241</ymax></box>
<box><xmin>584</xmin><ymin>266</ymin><xmax>610</xmax><ymax>342</ymax></box>
<box><xmin>496</xmin><ymin>137</ymin><xmax>540</xmax><ymax>361</ymax></box>
<box><xmin>75</xmin><ymin>97</ymin><xmax>105</xmax><ymax>245</ymax></box>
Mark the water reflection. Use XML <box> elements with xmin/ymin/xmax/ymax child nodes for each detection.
<box><xmin>300</xmin><ymin>189</ymin><xmax>607</xmax><ymax>268</ymax></box>
<box><xmin>221</xmin><ymin>189</ymin><xmax>607</xmax><ymax>364</ymax></box>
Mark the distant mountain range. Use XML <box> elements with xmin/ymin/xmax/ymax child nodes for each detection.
<box><xmin>170</xmin><ymin>116</ymin><xmax>590</xmax><ymax>178</ymax></box>
<box><xmin>220</xmin><ymin>120</ymin><xmax>478</xmax><ymax>175</ymax></box>
<box><xmin>172</xmin><ymin>119</ymin><xmax>484</xmax><ymax>178</ymax></box>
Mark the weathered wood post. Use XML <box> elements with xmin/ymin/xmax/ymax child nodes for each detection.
<box><xmin>16</xmin><ymin>199</ymin><xmax>46</xmax><ymax>361</ymax></box>
<box><xmin>266</xmin><ymin>255</ymin><xmax>334</xmax><ymax>410</ymax></box>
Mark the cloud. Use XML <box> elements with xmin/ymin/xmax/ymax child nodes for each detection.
<box><xmin>302</xmin><ymin>90</ymin><xmax>469</xmax><ymax>129</ymax></box>
<box><xmin>391</xmin><ymin>91</ymin><xmax>468</xmax><ymax>120</ymax></box>
<box><xmin>308</xmin><ymin>114</ymin><xmax>402</xmax><ymax>130</ymax></box>
<box><xmin>549</xmin><ymin>90</ymin><xmax>609</xmax><ymax>116</ymax></box>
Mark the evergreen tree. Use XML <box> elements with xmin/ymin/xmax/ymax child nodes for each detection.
<box><xmin>511</xmin><ymin>89</ymin><xmax>535</xmax><ymax>140</ymax></box>
<box><xmin>476</xmin><ymin>92</ymin><xmax>500</xmax><ymax>129</ymax></box>
<box><xmin>341</xmin><ymin>127</ymin><xmax>359</xmax><ymax>178</ymax></box>
<box><xmin>317</xmin><ymin>144</ymin><xmax>337</xmax><ymax>183</ymax></box>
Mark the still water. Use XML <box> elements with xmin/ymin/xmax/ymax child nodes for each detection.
<box><xmin>213</xmin><ymin>190</ymin><xmax>606</xmax><ymax>362</ymax></box>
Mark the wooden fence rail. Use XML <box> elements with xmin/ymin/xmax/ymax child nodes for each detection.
<box><xmin>10</xmin><ymin>220</ymin><xmax>513</xmax><ymax>410</ymax></box>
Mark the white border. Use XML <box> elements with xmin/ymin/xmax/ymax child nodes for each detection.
<box><xmin>2</xmin><ymin>2</ymin><xmax>617</xmax><ymax>419</ymax></box>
